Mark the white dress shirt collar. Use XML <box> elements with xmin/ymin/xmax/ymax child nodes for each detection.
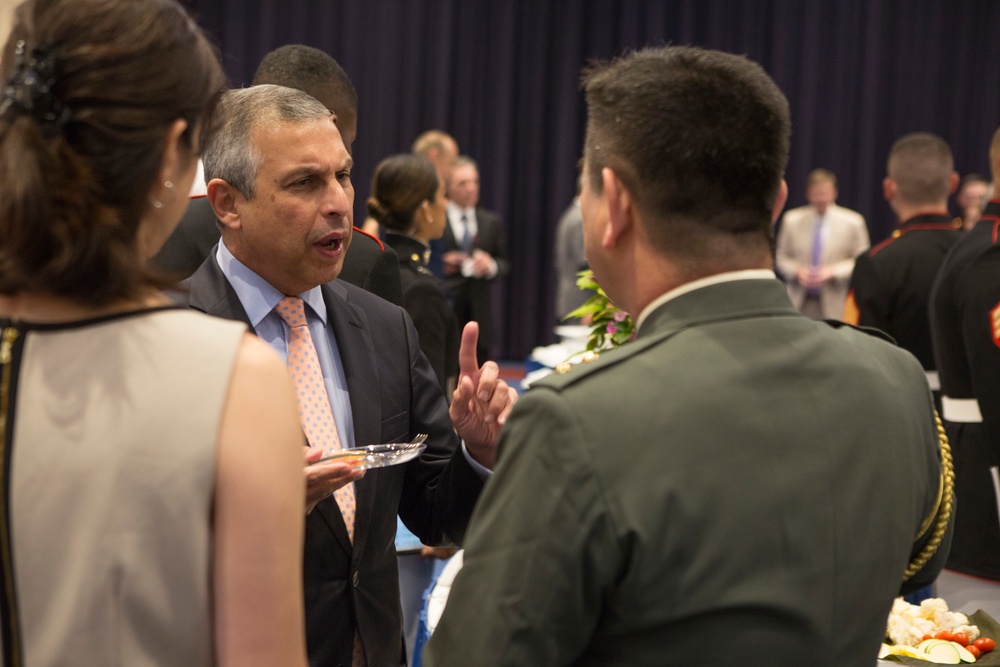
<box><xmin>635</xmin><ymin>269</ymin><xmax>777</xmax><ymax>331</ymax></box>
<box><xmin>215</xmin><ymin>240</ymin><xmax>328</xmax><ymax>329</ymax></box>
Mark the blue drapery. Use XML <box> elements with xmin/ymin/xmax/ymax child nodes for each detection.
<box><xmin>182</xmin><ymin>0</ymin><xmax>1000</xmax><ymax>359</ymax></box>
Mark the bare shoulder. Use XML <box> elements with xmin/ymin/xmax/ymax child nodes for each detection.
<box><xmin>222</xmin><ymin>334</ymin><xmax>300</xmax><ymax>452</ymax></box>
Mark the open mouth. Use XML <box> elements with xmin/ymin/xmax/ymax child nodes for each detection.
<box><xmin>319</xmin><ymin>237</ymin><xmax>343</xmax><ymax>251</ymax></box>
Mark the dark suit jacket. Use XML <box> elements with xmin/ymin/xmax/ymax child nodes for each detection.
<box><xmin>179</xmin><ymin>252</ymin><xmax>484</xmax><ymax>667</ymax></box>
<box><xmin>152</xmin><ymin>196</ymin><xmax>404</xmax><ymax>307</ymax></box>
<box><xmin>442</xmin><ymin>207</ymin><xmax>508</xmax><ymax>358</ymax></box>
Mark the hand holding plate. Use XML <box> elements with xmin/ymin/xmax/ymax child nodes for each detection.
<box><xmin>303</xmin><ymin>446</ymin><xmax>365</xmax><ymax>515</ymax></box>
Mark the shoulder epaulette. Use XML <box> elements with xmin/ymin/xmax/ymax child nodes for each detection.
<box><xmin>868</xmin><ymin>234</ymin><xmax>898</xmax><ymax>257</ymax></box>
<box><xmin>870</xmin><ymin>220</ymin><xmax>960</xmax><ymax>257</ymax></box>
<box><xmin>822</xmin><ymin>318</ymin><xmax>897</xmax><ymax>345</ymax></box>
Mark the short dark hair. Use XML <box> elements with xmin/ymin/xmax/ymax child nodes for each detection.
<box><xmin>366</xmin><ymin>154</ymin><xmax>439</xmax><ymax>233</ymax></box>
<box><xmin>253</xmin><ymin>44</ymin><xmax>357</xmax><ymax>117</ymax></box>
<box><xmin>0</xmin><ymin>0</ymin><xmax>224</xmax><ymax>306</ymax></box>
<box><xmin>582</xmin><ymin>46</ymin><xmax>790</xmax><ymax>262</ymax></box>
<box><xmin>887</xmin><ymin>133</ymin><xmax>953</xmax><ymax>206</ymax></box>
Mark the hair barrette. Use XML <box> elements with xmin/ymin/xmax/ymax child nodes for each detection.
<box><xmin>1</xmin><ymin>40</ymin><xmax>71</xmax><ymax>137</ymax></box>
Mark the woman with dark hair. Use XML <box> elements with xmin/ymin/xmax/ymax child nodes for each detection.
<box><xmin>368</xmin><ymin>154</ymin><xmax>459</xmax><ymax>394</ymax></box>
<box><xmin>0</xmin><ymin>1</ymin><xmax>308</xmax><ymax>665</ymax></box>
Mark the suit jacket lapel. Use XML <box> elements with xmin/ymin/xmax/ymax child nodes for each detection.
<box><xmin>322</xmin><ymin>281</ymin><xmax>381</xmax><ymax>560</ymax></box>
<box><xmin>186</xmin><ymin>253</ymin><xmax>358</xmax><ymax>555</ymax></box>
<box><xmin>184</xmin><ymin>249</ymin><xmax>254</xmax><ymax>328</ymax></box>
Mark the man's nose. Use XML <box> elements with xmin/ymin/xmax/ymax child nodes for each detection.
<box><xmin>321</xmin><ymin>180</ymin><xmax>351</xmax><ymax>217</ymax></box>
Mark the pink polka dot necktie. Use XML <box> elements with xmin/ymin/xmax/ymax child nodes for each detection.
<box><xmin>275</xmin><ymin>296</ymin><xmax>357</xmax><ymax>541</ymax></box>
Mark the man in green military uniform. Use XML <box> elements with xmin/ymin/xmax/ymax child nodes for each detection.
<box><xmin>424</xmin><ymin>46</ymin><xmax>951</xmax><ymax>667</ymax></box>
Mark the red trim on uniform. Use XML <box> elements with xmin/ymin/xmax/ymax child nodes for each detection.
<box><xmin>352</xmin><ymin>225</ymin><xmax>385</xmax><ymax>251</ymax></box>
<box><xmin>868</xmin><ymin>237</ymin><xmax>895</xmax><ymax>257</ymax></box>
<box><xmin>188</xmin><ymin>193</ymin><xmax>207</xmax><ymax>200</ymax></box>
<box><xmin>991</xmin><ymin>302</ymin><xmax>1000</xmax><ymax>349</ymax></box>
<box><xmin>869</xmin><ymin>223</ymin><xmax>959</xmax><ymax>257</ymax></box>
<box><xmin>897</xmin><ymin>223</ymin><xmax>960</xmax><ymax>233</ymax></box>
<box><xmin>978</xmin><ymin>215</ymin><xmax>1000</xmax><ymax>241</ymax></box>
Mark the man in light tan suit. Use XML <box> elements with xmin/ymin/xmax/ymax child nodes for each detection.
<box><xmin>776</xmin><ymin>169</ymin><xmax>869</xmax><ymax>319</ymax></box>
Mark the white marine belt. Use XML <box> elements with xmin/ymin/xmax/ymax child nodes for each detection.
<box><xmin>942</xmin><ymin>395</ymin><xmax>983</xmax><ymax>423</ymax></box>
<box><xmin>925</xmin><ymin>371</ymin><xmax>940</xmax><ymax>391</ymax></box>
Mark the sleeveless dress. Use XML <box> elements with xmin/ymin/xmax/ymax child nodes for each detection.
<box><xmin>0</xmin><ymin>307</ymin><xmax>246</xmax><ymax>666</ymax></box>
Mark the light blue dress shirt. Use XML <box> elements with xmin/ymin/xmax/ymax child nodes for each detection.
<box><xmin>216</xmin><ymin>242</ymin><xmax>356</xmax><ymax>447</ymax></box>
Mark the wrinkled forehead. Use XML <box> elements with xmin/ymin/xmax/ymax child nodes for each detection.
<box><xmin>252</xmin><ymin>116</ymin><xmax>347</xmax><ymax>170</ymax></box>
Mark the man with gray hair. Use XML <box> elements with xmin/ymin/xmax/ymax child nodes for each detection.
<box><xmin>845</xmin><ymin>132</ymin><xmax>962</xmax><ymax>400</ymax></box>
<box><xmin>425</xmin><ymin>47</ymin><xmax>949</xmax><ymax>667</ymax></box>
<box><xmin>182</xmin><ymin>84</ymin><xmax>516</xmax><ymax>667</ymax></box>
<box><xmin>151</xmin><ymin>44</ymin><xmax>402</xmax><ymax>307</ymax></box>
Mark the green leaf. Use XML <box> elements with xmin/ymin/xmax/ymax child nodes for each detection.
<box><xmin>566</xmin><ymin>302</ymin><xmax>603</xmax><ymax>319</ymax></box>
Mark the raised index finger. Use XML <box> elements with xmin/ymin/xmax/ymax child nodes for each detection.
<box><xmin>458</xmin><ymin>321</ymin><xmax>481</xmax><ymax>381</ymax></box>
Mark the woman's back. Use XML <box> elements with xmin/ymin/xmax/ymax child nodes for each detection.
<box><xmin>0</xmin><ymin>1</ymin><xmax>308</xmax><ymax>665</ymax></box>
<box><xmin>7</xmin><ymin>308</ymin><xmax>245</xmax><ymax>666</ymax></box>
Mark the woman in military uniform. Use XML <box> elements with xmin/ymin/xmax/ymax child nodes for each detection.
<box><xmin>367</xmin><ymin>154</ymin><xmax>459</xmax><ymax>394</ymax></box>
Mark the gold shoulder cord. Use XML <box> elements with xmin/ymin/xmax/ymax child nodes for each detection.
<box><xmin>903</xmin><ymin>410</ymin><xmax>954</xmax><ymax>581</ymax></box>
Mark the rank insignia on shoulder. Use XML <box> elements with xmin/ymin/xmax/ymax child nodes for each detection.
<box><xmin>553</xmin><ymin>350</ymin><xmax>600</xmax><ymax>375</ymax></box>
<box><xmin>992</xmin><ymin>302</ymin><xmax>1000</xmax><ymax>349</ymax></box>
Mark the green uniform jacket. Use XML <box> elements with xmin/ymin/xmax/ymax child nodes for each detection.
<box><xmin>425</xmin><ymin>277</ymin><xmax>947</xmax><ymax>667</ymax></box>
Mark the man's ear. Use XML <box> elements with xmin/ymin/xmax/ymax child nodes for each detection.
<box><xmin>771</xmin><ymin>179</ymin><xmax>789</xmax><ymax>223</ymax></box>
<box><xmin>948</xmin><ymin>171</ymin><xmax>960</xmax><ymax>196</ymax></box>
<box><xmin>207</xmin><ymin>178</ymin><xmax>242</xmax><ymax>231</ymax></box>
<box><xmin>601</xmin><ymin>167</ymin><xmax>634</xmax><ymax>249</ymax></box>
<box><xmin>882</xmin><ymin>177</ymin><xmax>896</xmax><ymax>202</ymax></box>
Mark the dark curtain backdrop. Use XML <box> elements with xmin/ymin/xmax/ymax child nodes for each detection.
<box><xmin>182</xmin><ymin>0</ymin><xmax>1000</xmax><ymax>360</ymax></box>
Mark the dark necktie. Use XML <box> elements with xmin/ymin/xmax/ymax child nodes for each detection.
<box><xmin>460</xmin><ymin>213</ymin><xmax>473</xmax><ymax>253</ymax></box>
